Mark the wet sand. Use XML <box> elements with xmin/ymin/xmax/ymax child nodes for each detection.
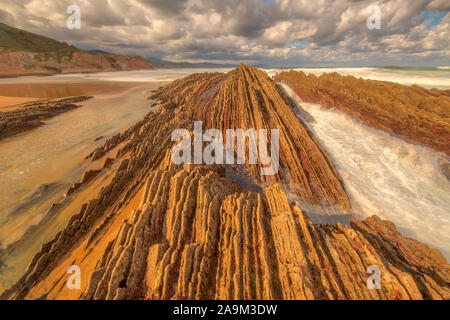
<box><xmin>0</xmin><ymin>69</ymin><xmax>221</xmax><ymax>294</ymax></box>
<box><xmin>0</xmin><ymin>96</ymin><xmax>37</xmax><ymax>110</ymax></box>
<box><xmin>0</xmin><ymin>81</ymin><xmax>141</xmax><ymax>108</ymax></box>
<box><xmin>0</xmin><ymin>83</ymin><xmax>162</xmax><ymax>243</ymax></box>
<box><xmin>0</xmin><ymin>80</ymin><xmax>165</xmax><ymax>292</ymax></box>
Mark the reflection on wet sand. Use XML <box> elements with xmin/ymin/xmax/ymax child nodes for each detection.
<box><xmin>0</xmin><ymin>81</ymin><xmax>139</xmax><ymax>108</ymax></box>
<box><xmin>0</xmin><ymin>80</ymin><xmax>164</xmax><ymax>291</ymax></box>
<box><xmin>0</xmin><ymin>96</ymin><xmax>36</xmax><ymax>109</ymax></box>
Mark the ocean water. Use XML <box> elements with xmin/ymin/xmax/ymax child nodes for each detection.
<box><xmin>0</xmin><ymin>69</ymin><xmax>234</xmax><ymax>250</ymax></box>
<box><xmin>4</xmin><ymin>66</ymin><xmax>446</xmax><ymax>89</ymax></box>
<box><xmin>280</xmin><ymin>83</ymin><xmax>450</xmax><ymax>260</ymax></box>
<box><xmin>1</xmin><ymin>67</ymin><xmax>448</xmax><ymax>248</ymax></box>
<box><xmin>0</xmin><ymin>86</ymin><xmax>156</xmax><ymax>247</ymax></box>
<box><xmin>0</xmin><ymin>66</ymin><xmax>448</xmax><ymax>290</ymax></box>
<box><xmin>0</xmin><ymin>69</ymin><xmax>230</xmax><ymax>291</ymax></box>
<box><xmin>266</xmin><ymin>66</ymin><xmax>450</xmax><ymax>90</ymax></box>
<box><xmin>55</xmin><ymin>68</ymin><xmax>232</xmax><ymax>83</ymax></box>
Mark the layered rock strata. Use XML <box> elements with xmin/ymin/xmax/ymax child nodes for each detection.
<box><xmin>0</xmin><ymin>96</ymin><xmax>93</xmax><ymax>140</ymax></box>
<box><xmin>274</xmin><ymin>71</ymin><xmax>450</xmax><ymax>155</ymax></box>
<box><xmin>151</xmin><ymin>66</ymin><xmax>351</xmax><ymax>215</ymax></box>
<box><xmin>2</xmin><ymin>65</ymin><xmax>448</xmax><ymax>300</ymax></box>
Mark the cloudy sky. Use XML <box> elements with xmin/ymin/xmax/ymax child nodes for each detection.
<box><xmin>0</xmin><ymin>0</ymin><xmax>449</xmax><ymax>66</ymax></box>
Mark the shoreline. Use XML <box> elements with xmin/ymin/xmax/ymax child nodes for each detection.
<box><xmin>0</xmin><ymin>67</ymin><xmax>159</xmax><ymax>80</ymax></box>
<box><xmin>0</xmin><ymin>80</ymin><xmax>149</xmax><ymax>108</ymax></box>
<box><xmin>0</xmin><ymin>96</ymin><xmax>39</xmax><ymax>110</ymax></box>
<box><xmin>0</xmin><ymin>82</ymin><xmax>164</xmax><ymax>292</ymax></box>
<box><xmin>3</xmin><ymin>65</ymin><xmax>447</xmax><ymax>300</ymax></box>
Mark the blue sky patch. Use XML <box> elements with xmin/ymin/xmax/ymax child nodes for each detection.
<box><xmin>423</xmin><ymin>10</ymin><xmax>447</xmax><ymax>30</ymax></box>
<box><xmin>287</xmin><ymin>40</ymin><xmax>309</xmax><ymax>48</ymax></box>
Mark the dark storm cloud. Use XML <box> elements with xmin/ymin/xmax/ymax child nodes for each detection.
<box><xmin>0</xmin><ymin>0</ymin><xmax>448</xmax><ymax>66</ymax></box>
<box><xmin>81</xmin><ymin>0</ymin><xmax>126</xmax><ymax>27</ymax></box>
<box><xmin>136</xmin><ymin>0</ymin><xmax>188</xmax><ymax>16</ymax></box>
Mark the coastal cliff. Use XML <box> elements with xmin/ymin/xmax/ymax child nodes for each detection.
<box><xmin>2</xmin><ymin>65</ymin><xmax>448</xmax><ymax>300</ymax></box>
<box><xmin>0</xmin><ymin>50</ymin><xmax>155</xmax><ymax>76</ymax></box>
<box><xmin>0</xmin><ymin>23</ymin><xmax>155</xmax><ymax>76</ymax></box>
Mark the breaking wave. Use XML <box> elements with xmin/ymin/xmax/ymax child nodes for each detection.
<box><xmin>280</xmin><ymin>83</ymin><xmax>450</xmax><ymax>260</ymax></box>
<box><xmin>266</xmin><ymin>67</ymin><xmax>450</xmax><ymax>90</ymax></box>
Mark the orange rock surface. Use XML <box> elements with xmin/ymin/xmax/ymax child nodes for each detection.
<box><xmin>2</xmin><ymin>65</ymin><xmax>448</xmax><ymax>300</ymax></box>
<box><xmin>274</xmin><ymin>70</ymin><xmax>450</xmax><ymax>155</ymax></box>
<box><xmin>153</xmin><ymin>66</ymin><xmax>351</xmax><ymax>214</ymax></box>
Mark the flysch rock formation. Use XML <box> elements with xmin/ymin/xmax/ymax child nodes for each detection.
<box><xmin>0</xmin><ymin>96</ymin><xmax>93</xmax><ymax>140</ymax></box>
<box><xmin>152</xmin><ymin>66</ymin><xmax>352</xmax><ymax>216</ymax></box>
<box><xmin>274</xmin><ymin>70</ymin><xmax>450</xmax><ymax>156</ymax></box>
<box><xmin>2</xmin><ymin>65</ymin><xmax>448</xmax><ymax>300</ymax></box>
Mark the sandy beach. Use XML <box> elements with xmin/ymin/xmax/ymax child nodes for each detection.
<box><xmin>0</xmin><ymin>96</ymin><xmax>37</xmax><ymax>109</ymax></box>
<box><xmin>0</xmin><ymin>80</ymin><xmax>143</xmax><ymax>109</ymax></box>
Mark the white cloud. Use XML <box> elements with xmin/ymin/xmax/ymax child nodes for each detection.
<box><xmin>0</xmin><ymin>0</ymin><xmax>448</xmax><ymax>66</ymax></box>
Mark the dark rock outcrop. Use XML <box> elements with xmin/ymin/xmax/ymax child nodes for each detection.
<box><xmin>0</xmin><ymin>96</ymin><xmax>93</xmax><ymax>140</ymax></box>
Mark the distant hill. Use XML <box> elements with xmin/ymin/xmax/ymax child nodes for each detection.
<box><xmin>87</xmin><ymin>49</ymin><xmax>113</xmax><ymax>55</ymax></box>
<box><xmin>0</xmin><ymin>23</ymin><xmax>155</xmax><ymax>76</ymax></box>
<box><xmin>0</xmin><ymin>22</ymin><xmax>81</xmax><ymax>54</ymax></box>
<box><xmin>146</xmin><ymin>57</ymin><xmax>237</xmax><ymax>69</ymax></box>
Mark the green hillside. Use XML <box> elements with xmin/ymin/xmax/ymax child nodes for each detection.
<box><xmin>0</xmin><ymin>22</ymin><xmax>82</xmax><ymax>54</ymax></box>
<box><xmin>0</xmin><ymin>23</ymin><xmax>155</xmax><ymax>69</ymax></box>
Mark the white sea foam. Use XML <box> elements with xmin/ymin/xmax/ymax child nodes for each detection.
<box><xmin>280</xmin><ymin>83</ymin><xmax>450</xmax><ymax>260</ymax></box>
<box><xmin>0</xmin><ymin>68</ymin><xmax>232</xmax><ymax>85</ymax></box>
<box><xmin>266</xmin><ymin>67</ymin><xmax>450</xmax><ymax>90</ymax></box>
<box><xmin>73</xmin><ymin>68</ymin><xmax>232</xmax><ymax>83</ymax></box>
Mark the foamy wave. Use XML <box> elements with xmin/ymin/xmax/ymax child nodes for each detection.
<box><xmin>267</xmin><ymin>67</ymin><xmax>450</xmax><ymax>90</ymax></box>
<box><xmin>280</xmin><ymin>83</ymin><xmax>450</xmax><ymax>260</ymax></box>
<box><xmin>79</xmin><ymin>68</ymin><xmax>232</xmax><ymax>83</ymax></box>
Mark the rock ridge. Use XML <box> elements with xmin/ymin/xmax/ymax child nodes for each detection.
<box><xmin>2</xmin><ymin>65</ymin><xmax>448</xmax><ymax>300</ymax></box>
